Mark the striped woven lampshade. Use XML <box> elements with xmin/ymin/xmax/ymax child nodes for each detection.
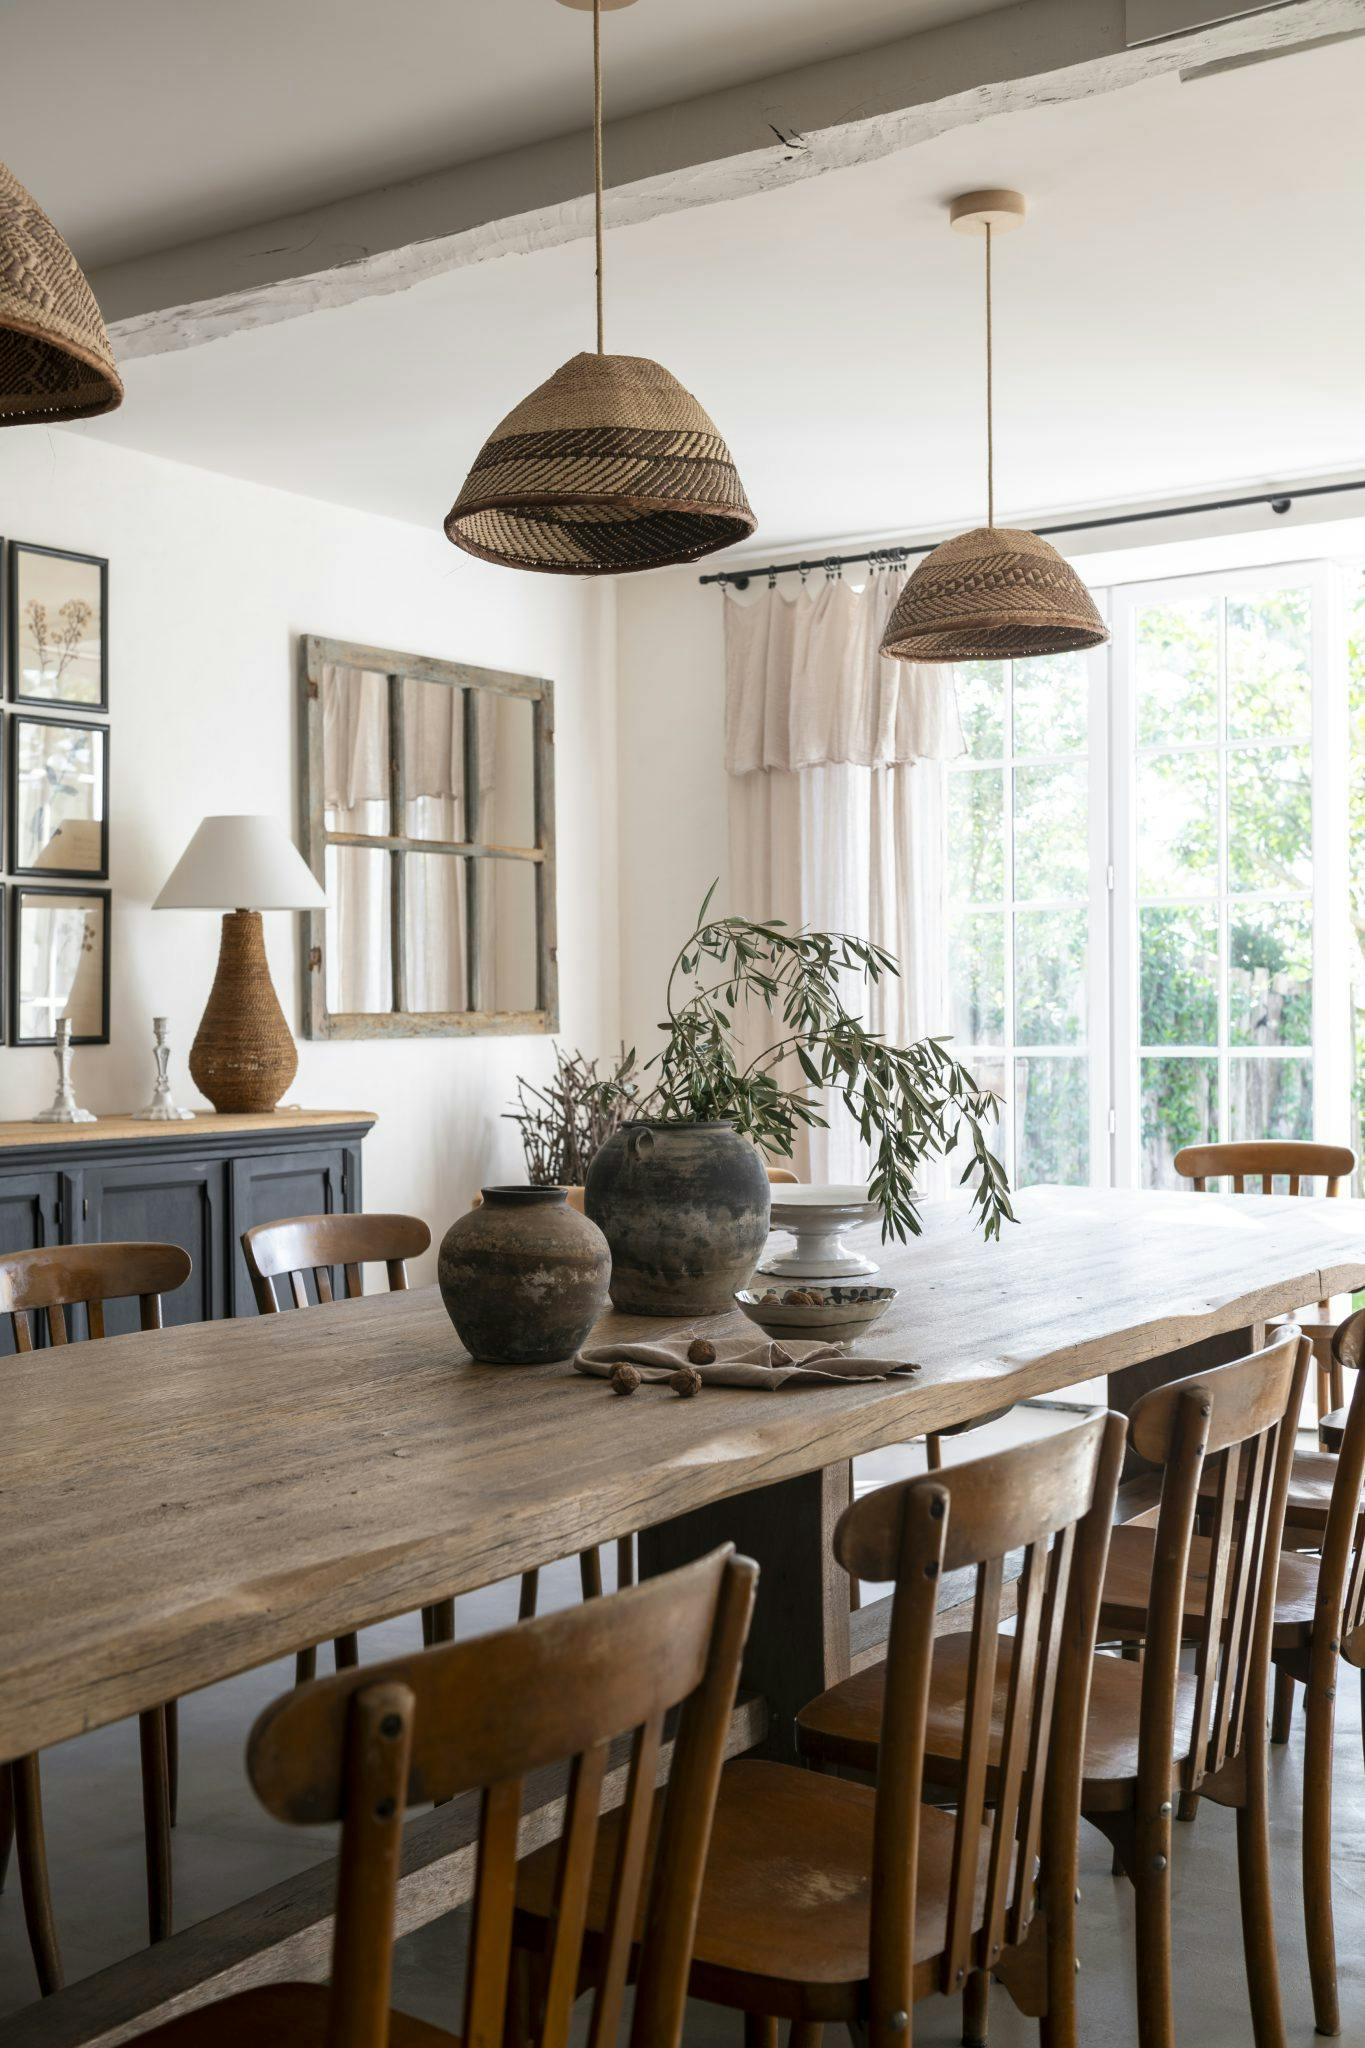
<box><xmin>446</xmin><ymin>350</ymin><xmax>755</xmax><ymax>574</ymax></box>
<box><xmin>879</xmin><ymin>525</ymin><xmax>1108</xmax><ymax>662</ymax></box>
<box><xmin>0</xmin><ymin>161</ymin><xmax>122</xmax><ymax>426</ymax></box>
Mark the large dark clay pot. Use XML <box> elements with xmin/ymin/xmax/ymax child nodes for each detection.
<box><xmin>438</xmin><ymin>1187</ymin><xmax>610</xmax><ymax>1364</ymax></box>
<box><xmin>584</xmin><ymin>1120</ymin><xmax>771</xmax><ymax>1316</ymax></box>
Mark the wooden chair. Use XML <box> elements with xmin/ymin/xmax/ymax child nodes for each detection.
<box><xmin>515</xmin><ymin>1411</ymin><xmax>1125</xmax><ymax>2048</ymax></box>
<box><xmin>798</xmin><ymin>1329</ymin><xmax>1309</xmax><ymax>2048</ymax></box>
<box><xmin>1264</xmin><ymin>1308</ymin><xmax>1365</xmax><ymax>2036</ymax></box>
<box><xmin>240</xmin><ymin>1213</ymin><xmax>443</xmax><ymax>1677</ymax></box>
<box><xmin>0</xmin><ymin>1241</ymin><xmax>192</xmax><ymax>1992</ymax></box>
<box><xmin>1173</xmin><ymin>1139</ymin><xmax>1355</xmax><ymax>1421</ymax></box>
<box><xmin>122</xmin><ymin>1545</ymin><xmax>756</xmax><ymax>2048</ymax></box>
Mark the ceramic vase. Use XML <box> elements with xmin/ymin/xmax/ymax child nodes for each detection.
<box><xmin>584</xmin><ymin>1120</ymin><xmax>771</xmax><ymax>1316</ymax></box>
<box><xmin>438</xmin><ymin>1186</ymin><xmax>610</xmax><ymax>1365</ymax></box>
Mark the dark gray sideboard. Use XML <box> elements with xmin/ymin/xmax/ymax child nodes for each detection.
<box><xmin>0</xmin><ymin>1109</ymin><xmax>375</xmax><ymax>1350</ymax></box>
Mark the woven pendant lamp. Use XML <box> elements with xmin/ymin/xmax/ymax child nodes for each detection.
<box><xmin>0</xmin><ymin>160</ymin><xmax>122</xmax><ymax>426</ymax></box>
<box><xmin>446</xmin><ymin>0</ymin><xmax>753</xmax><ymax>574</ymax></box>
<box><xmin>880</xmin><ymin>191</ymin><xmax>1105</xmax><ymax>663</ymax></box>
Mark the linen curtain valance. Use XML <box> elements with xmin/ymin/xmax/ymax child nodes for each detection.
<box><xmin>723</xmin><ymin>568</ymin><xmax>963</xmax><ymax>774</ymax></box>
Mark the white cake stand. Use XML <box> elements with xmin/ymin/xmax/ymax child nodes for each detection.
<box><xmin>758</xmin><ymin>1184</ymin><xmax>881</xmax><ymax>1279</ymax></box>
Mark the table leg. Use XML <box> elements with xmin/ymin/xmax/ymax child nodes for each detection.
<box><xmin>637</xmin><ymin>1461</ymin><xmax>851</xmax><ymax>1760</ymax></box>
<box><xmin>1108</xmin><ymin>1323</ymin><xmax>1264</xmax><ymax>1473</ymax></box>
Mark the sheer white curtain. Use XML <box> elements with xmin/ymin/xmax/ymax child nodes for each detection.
<box><xmin>725</xmin><ymin>569</ymin><xmax>962</xmax><ymax>1182</ymax></box>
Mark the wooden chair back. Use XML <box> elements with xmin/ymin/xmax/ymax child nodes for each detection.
<box><xmin>833</xmin><ymin>1410</ymin><xmax>1125</xmax><ymax>2015</ymax></box>
<box><xmin>1311</xmin><ymin>1311</ymin><xmax>1365</xmax><ymax>1671</ymax></box>
<box><xmin>247</xmin><ymin>1545</ymin><xmax>756</xmax><ymax>2048</ymax></box>
<box><xmin>1172</xmin><ymin>1140</ymin><xmax>1354</xmax><ymax>1196</ymax></box>
<box><xmin>242</xmin><ymin>1213</ymin><xmax>430</xmax><ymax>1314</ymax></box>
<box><xmin>0</xmin><ymin>1241</ymin><xmax>192</xmax><ymax>1349</ymax></box>
<box><xmin>1130</xmin><ymin>1327</ymin><xmax>1309</xmax><ymax>1803</ymax></box>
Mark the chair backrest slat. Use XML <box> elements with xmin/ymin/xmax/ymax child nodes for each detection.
<box><xmin>242</xmin><ymin>1212</ymin><xmax>431</xmax><ymax>1315</ymax></box>
<box><xmin>1312</xmin><ymin>1311</ymin><xmax>1365</xmax><ymax>1664</ymax></box>
<box><xmin>1173</xmin><ymin>1139</ymin><xmax>1355</xmax><ymax>1198</ymax></box>
<box><xmin>246</xmin><ymin>1546</ymin><xmax>756</xmax><ymax>2048</ymax></box>
<box><xmin>834</xmin><ymin>1412</ymin><xmax>1125</xmax><ymax>2030</ymax></box>
<box><xmin>0</xmin><ymin>1243</ymin><xmax>191</xmax><ymax>1358</ymax></box>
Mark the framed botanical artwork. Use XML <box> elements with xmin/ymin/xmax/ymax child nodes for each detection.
<box><xmin>9</xmin><ymin>714</ymin><xmax>108</xmax><ymax>879</ymax></box>
<box><xmin>9</xmin><ymin>883</ymin><xmax>111</xmax><ymax>1045</ymax></box>
<box><xmin>7</xmin><ymin>542</ymin><xmax>108</xmax><ymax>711</ymax></box>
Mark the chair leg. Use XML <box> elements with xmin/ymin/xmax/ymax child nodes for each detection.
<box><xmin>579</xmin><ymin>1548</ymin><xmax>603</xmax><ymax>1600</ymax></box>
<box><xmin>165</xmin><ymin>1700</ymin><xmax>179</xmax><ymax>1828</ymax></box>
<box><xmin>333</xmin><ymin>1632</ymin><xmax>360</xmax><ymax>1670</ymax></box>
<box><xmin>518</xmin><ymin>1569</ymin><xmax>540</xmax><ymax>1620</ymax></box>
<box><xmin>1235</xmin><ymin>1738</ymin><xmax>1287</xmax><ymax>2048</ymax></box>
<box><xmin>742</xmin><ymin>2020</ymin><xmax>778</xmax><ymax>2048</ymax></box>
<box><xmin>1301</xmin><ymin>1669</ymin><xmax>1340</xmax><ymax>2038</ymax></box>
<box><xmin>963</xmin><ymin>1969</ymin><xmax>990</xmax><ymax>2045</ymax></box>
<box><xmin>295</xmin><ymin>1645</ymin><xmax>318</xmax><ymax>1684</ymax></box>
<box><xmin>13</xmin><ymin>1753</ymin><xmax>63</xmax><ymax>1994</ymax></box>
<box><xmin>424</xmin><ymin>1598</ymin><xmax>456</xmax><ymax>1645</ymax></box>
<box><xmin>925</xmin><ymin>1432</ymin><xmax>944</xmax><ymax>1471</ymax></box>
<box><xmin>138</xmin><ymin>1707</ymin><xmax>173</xmax><ymax>1945</ymax></box>
<box><xmin>1132</xmin><ymin>1842</ymin><xmax>1175</xmax><ymax>2048</ymax></box>
<box><xmin>790</xmin><ymin>2027</ymin><xmax>824</xmax><ymax>2048</ymax></box>
<box><xmin>616</xmin><ymin>1533</ymin><xmax>635</xmax><ymax>1590</ymax></box>
<box><xmin>0</xmin><ymin>1757</ymin><xmax>13</xmax><ymax>1892</ymax></box>
<box><xmin>1270</xmin><ymin>1666</ymin><xmax>1295</xmax><ymax>1745</ymax></box>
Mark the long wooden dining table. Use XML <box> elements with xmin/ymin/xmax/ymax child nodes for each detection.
<box><xmin>4</xmin><ymin>1183</ymin><xmax>1365</xmax><ymax>2045</ymax></box>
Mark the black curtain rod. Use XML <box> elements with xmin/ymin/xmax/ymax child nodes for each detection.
<box><xmin>696</xmin><ymin>479</ymin><xmax>1365</xmax><ymax>589</ymax></box>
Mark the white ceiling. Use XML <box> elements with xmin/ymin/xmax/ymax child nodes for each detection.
<box><xmin>71</xmin><ymin>36</ymin><xmax>1365</xmax><ymax>556</ymax></box>
<box><xmin>0</xmin><ymin>0</ymin><xmax>995</xmax><ymax>267</ymax></box>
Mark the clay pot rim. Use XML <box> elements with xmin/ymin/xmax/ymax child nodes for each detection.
<box><xmin>479</xmin><ymin>1184</ymin><xmax>571</xmax><ymax>1205</ymax></box>
<box><xmin>619</xmin><ymin>1116</ymin><xmax>741</xmax><ymax>1132</ymax></box>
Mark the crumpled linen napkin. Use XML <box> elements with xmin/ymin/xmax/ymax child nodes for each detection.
<box><xmin>575</xmin><ymin>1333</ymin><xmax>918</xmax><ymax>1390</ymax></box>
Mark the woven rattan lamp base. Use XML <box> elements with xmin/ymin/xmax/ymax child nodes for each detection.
<box><xmin>188</xmin><ymin>911</ymin><xmax>298</xmax><ymax>1115</ymax></box>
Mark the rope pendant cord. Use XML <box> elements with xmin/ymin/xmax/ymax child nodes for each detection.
<box><xmin>593</xmin><ymin>0</ymin><xmax>605</xmax><ymax>354</ymax></box>
<box><xmin>985</xmin><ymin>218</ymin><xmax>994</xmax><ymax>529</ymax></box>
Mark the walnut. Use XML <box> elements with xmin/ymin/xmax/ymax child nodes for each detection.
<box><xmin>610</xmin><ymin>1363</ymin><xmax>642</xmax><ymax>1397</ymax></box>
<box><xmin>687</xmin><ymin>1337</ymin><xmax>717</xmax><ymax>1364</ymax></box>
<box><xmin>669</xmin><ymin>1365</ymin><xmax>704</xmax><ymax>1398</ymax></box>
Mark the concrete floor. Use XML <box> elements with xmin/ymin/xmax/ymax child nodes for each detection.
<box><xmin>3</xmin><ymin>1411</ymin><xmax>1363</xmax><ymax>2044</ymax></box>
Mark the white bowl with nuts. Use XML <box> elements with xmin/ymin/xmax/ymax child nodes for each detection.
<box><xmin>734</xmin><ymin>1283</ymin><xmax>896</xmax><ymax>1337</ymax></box>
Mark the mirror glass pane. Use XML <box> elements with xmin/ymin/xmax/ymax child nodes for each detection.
<box><xmin>15</xmin><ymin>718</ymin><xmax>106</xmax><ymax>874</ymax></box>
<box><xmin>16</xmin><ymin>890</ymin><xmax>106</xmax><ymax>1040</ymax></box>
<box><xmin>322</xmin><ymin>666</ymin><xmax>391</xmax><ymax>835</ymax></box>
<box><xmin>324</xmin><ymin>845</ymin><xmax>392</xmax><ymax>1013</ymax></box>
<box><xmin>403</xmin><ymin>852</ymin><xmax>469</xmax><ymax>1012</ymax></box>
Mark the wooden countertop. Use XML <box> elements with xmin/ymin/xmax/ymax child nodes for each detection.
<box><xmin>0</xmin><ymin>1109</ymin><xmax>377</xmax><ymax>1149</ymax></box>
<box><xmin>2</xmin><ymin>1183</ymin><xmax>1363</xmax><ymax>1762</ymax></box>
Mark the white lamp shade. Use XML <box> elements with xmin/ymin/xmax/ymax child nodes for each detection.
<box><xmin>154</xmin><ymin>815</ymin><xmax>327</xmax><ymax>912</ymax></box>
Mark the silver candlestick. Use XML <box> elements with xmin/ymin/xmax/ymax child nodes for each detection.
<box><xmin>133</xmin><ymin>1016</ymin><xmax>195</xmax><ymax>1122</ymax></box>
<box><xmin>33</xmin><ymin>1019</ymin><xmax>97</xmax><ymax>1124</ymax></box>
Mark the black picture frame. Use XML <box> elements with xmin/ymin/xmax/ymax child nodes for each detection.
<box><xmin>8</xmin><ymin>713</ymin><xmax>109</xmax><ymax>880</ymax></box>
<box><xmin>9</xmin><ymin>883</ymin><xmax>111</xmax><ymax>1046</ymax></box>
<box><xmin>6</xmin><ymin>541</ymin><xmax>109</xmax><ymax>713</ymax></box>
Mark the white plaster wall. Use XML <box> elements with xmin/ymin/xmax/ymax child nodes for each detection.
<box><xmin>614</xmin><ymin>566</ymin><xmax>729</xmax><ymax>1062</ymax></box>
<box><xmin>0</xmin><ymin>431</ymin><xmax>620</xmax><ymax>1280</ymax></box>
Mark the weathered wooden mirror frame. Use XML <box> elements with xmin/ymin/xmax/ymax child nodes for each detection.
<box><xmin>298</xmin><ymin>634</ymin><xmax>558</xmax><ymax>1040</ymax></box>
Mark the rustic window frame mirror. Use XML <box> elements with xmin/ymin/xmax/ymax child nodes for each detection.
<box><xmin>298</xmin><ymin>634</ymin><xmax>558</xmax><ymax>1040</ymax></box>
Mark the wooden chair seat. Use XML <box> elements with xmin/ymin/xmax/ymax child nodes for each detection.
<box><xmin>1097</xmin><ymin>1521</ymin><xmax>1320</xmax><ymax>1647</ymax></box>
<box><xmin>128</xmin><ymin>1984</ymin><xmax>455</xmax><ymax>2048</ymax></box>
<box><xmin>1199</xmin><ymin>1444</ymin><xmax>1344</xmax><ymax>1533</ymax></box>
<box><xmin>514</xmin><ymin>1758</ymin><xmax>993</xmax><ymax>2023</ymax></box>
<box><xmin>797</xmin><ymin>1634</ymin><xmax>1200</xmax><ymax>1816</ymax></box>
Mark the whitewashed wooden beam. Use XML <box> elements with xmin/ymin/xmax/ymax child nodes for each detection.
<box><xmin>99</xmin><ymin>0</ymin><xmax>1364</xmax><ymax>359</ymax></box>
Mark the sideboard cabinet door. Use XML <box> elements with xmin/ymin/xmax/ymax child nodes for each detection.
<box><xmin>0</xmin><ymin>1174</ymin><xmax>61</xmax><ymax>1355</ymax></box>
<box><xmin>228</xmin><ymin>1141</ymin><xmax>363</xmax><ymax>1316</ymax></box>
<box><xmin>74</xmin><ymin>1158</ymin><xmax>227</xmax><ymax>1333</ymax></box>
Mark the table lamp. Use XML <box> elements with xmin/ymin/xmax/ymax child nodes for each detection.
<box><xmin>154</xmin><ymin>815</ymin><xmax>326</xmax><ymax>1114</ymax></box>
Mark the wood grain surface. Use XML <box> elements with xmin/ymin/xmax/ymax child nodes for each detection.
<box><xmin>2</xmin><ymin>1186</ymin><xmax>1362</xmax><ymax>1764</ymax></box>
<box><xmin>0</xmin><ymin>1110</ymin><xmax>376</xmax><ymax>1151</ymax></box>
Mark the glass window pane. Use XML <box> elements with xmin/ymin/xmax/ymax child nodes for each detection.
<box><xmin>1140</xmin><ymin>1056</ymin><xmax>1219</xmax><ymax>1188</ymax></box>
<box><xmin>948</xmin><ymin>769</ymin><xmax>1004</xmax><ymax>903</ymax></box>
<box><xmin>1226</xmin><ymin>745</ymin><xmax>1311</xmax><ymax>893</ymax></box>
<box><xmin>962</xmin><ymin>1054</ymin><xmax>1007</xmax><ymax>1162</ymax></box>
<box><xmin>1228</xmin><ymin>1056</ymin><xmax>1313</xmax><ymax>1142</ymax></box>
<box><xmin>402</xmin><ymin>852</ymin><xmax>469</xmax><ymax>1012</ymax></box>
<box><xmin>1226</xmin><ymin>587</ymin><xmax>1311</xmax><ymax>741</ymax></box>
<box><xmin>1139</xmin><ymin>906</ymin><xmax>1218</xmax><ymax>1045</ymax></box>
<box><xmin>1136</xmin><ymin>750</ymin><xmax>1218</xmax><ymax>897</ymax></box>
<box><xmin>948</xmin><ymin>910</ymin><xmax>1005</xmax><ymax>1046</ymax></box>
<box><xmin>1014</xmin><ymin>1056</ymin><xmax>1089</xmax><ymax>1185</ymax></box>
<box><xmin>1228</xmin><ymin>901</ymin><xmax>1312</xmax><ymax>1047</ymax></box>
<box><xmin>1011</xmin><ymin>651</ymin><xmax>1088</xmax><ymax>757</ymax></box>
<box><xmin>1013</xmin><ymin>761</ymin><xmax>1087</xmax><ymax>900</ymax></box>
<box><xmin>324</xmin><ymin>844</ymin><xmax>392</xmax><ymax>1013</ymax></box>
<box><xmin>953</xmin><ymin>662</ymin><xmax>1006</xmax><ymax>760</ymax></box>
<box><xmin>1135</xmin><ymin>599</ymin><xmax>1218</xmax><ymax>747</ymax></box>
<box><xmin>1014</xmin><ymin>909</ymin><xmax>1087</xmax><ymax>1046</ymax></box>
<box><xmin>481</xmin><ymin>857</ymin><xmax>541</xmax><ymax>1013</ymax></box>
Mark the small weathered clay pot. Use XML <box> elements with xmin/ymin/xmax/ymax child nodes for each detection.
<box><xmin>438</xmin><ymin>1187</ymin><xmax>610</xmax><ymax>1365</ymax></box>
<box><xmin>585</xmin><ymin>1120</ymin><xmax>771</xmax><ymax>1316</ymax></box>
